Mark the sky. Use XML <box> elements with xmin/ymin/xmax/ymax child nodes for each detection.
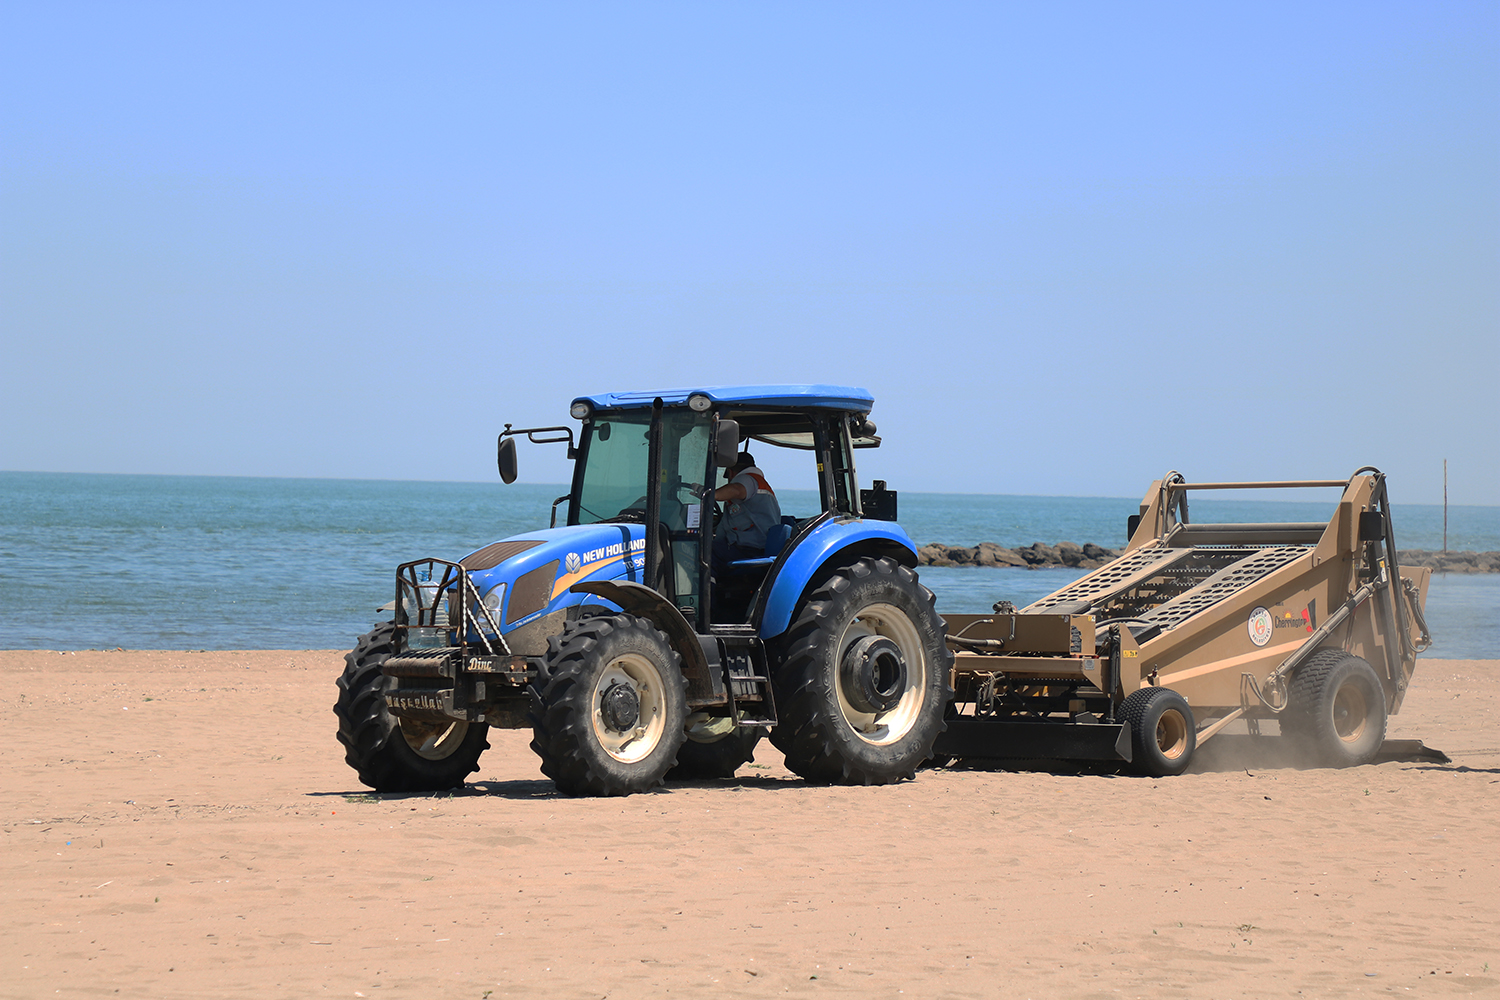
<box><xmin>2</xmin><ymin>2</ymin><xmax>1496</xmax><ymax>505</ymax></box>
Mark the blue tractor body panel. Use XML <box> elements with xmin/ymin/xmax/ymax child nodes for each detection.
<box><xmin>460</xmin><ymin>524</ymin><xmax>649</xmax><ymax>634</ymax></box>
<box><xmin>457</xmin><ymin>516</ymin><xmax>918</xmax><ymax>642</ymax></box>
<box><xmin>758</xmin><ymin>518</ymin><xmax>920</xmax><ymax>638</ymax></box>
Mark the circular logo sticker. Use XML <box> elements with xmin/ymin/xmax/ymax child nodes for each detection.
<box><xmin>1247</xmin><ymin>607</ymin><xmax>1273</xmax><ymax>647</ymax></box>
<box><xmin>564</xmin><ymin>551</ymin><xmax>582</xmax><ymax>574</ymax></box>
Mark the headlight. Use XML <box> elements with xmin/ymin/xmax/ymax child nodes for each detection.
<box><xmin>570</xmin><ymin>401</ymin><xmax>591</xmax><ymax>420</ymax></box>
<box><xmin>687</xmin><ymin>393</ymin><xmax>712</xmax><ymax>412</ymax></box>
<box><xmin>482</xmin><ymin>583</ymin><xmax>506</xmax><ymax>616</ymax></box>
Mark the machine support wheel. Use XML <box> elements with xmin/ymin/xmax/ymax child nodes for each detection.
<box><xmin>1121</xmin><ymin>686</ymin><xmax>1196</xmax><ymax>777</ymax></box>
<box><xmin>1285</xmin><ymin>649</ymin><xmax>1387</xmax><ymax>767</ymax></box>
<box><xmin>666</xmin><ymin>715</ymin><xmax>764</xmax><ymax>780</ymax></box>
<box><xmin>334</xmin><ymin>622</ymin><xmax>490</xmax><ymax>792</ymax></box>
<box><xmin>770</xmin><ymin>556</ymin><xmax>954</xmax><ymax>785</ymax></box>
<box><xmin>530</xmin><ymin>614</ymin><xmax>688</xmax><ymax>796</ymax></box>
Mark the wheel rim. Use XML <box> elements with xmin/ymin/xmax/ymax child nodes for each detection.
<box><xmin>398</xmin><ymin>718</ymin><xmax>469</xmax><ymax>760</ymax></box>
<box><xmin>592</xmin><ymin>652</ymin><xmax>668</xmax><ymax>763</ymax></box>
<box><xmin>683</xmin><ymin>711</ymin><xmax>735</xmax><ymax>744</ymax></box>
<box><xmin>1332</xmin><ymin>682</ymin><xmax>1369</xmax><ymax>743</ymax></box>
<box><xmin>833</xmin><ymin>602</ymin><xmax>928</xmax><ymax>746</ymax></box>
<box><xmin>1155</xmin><ymin>708</ymin><xmax>1189</xmax><ymax>760</ymax></box>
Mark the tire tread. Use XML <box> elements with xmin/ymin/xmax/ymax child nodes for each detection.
<box><xmin>334</xmin><ymin>622</ymin><xmax>489</xmax><ymax>792</ymax></box>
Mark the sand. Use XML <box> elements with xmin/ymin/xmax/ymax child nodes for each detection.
<box><xmin>1</xmin><ymin>650</ymin><xmax>1495</xmax><ymax>999</ymax></box>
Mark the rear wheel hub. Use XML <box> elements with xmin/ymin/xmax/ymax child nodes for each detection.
<box><xmin>840</xmin><ymin>635</ymin><xmax>908</xmax><ymax>714</ymax></box>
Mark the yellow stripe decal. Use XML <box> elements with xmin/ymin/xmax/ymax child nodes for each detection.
<box><xmin>551</xmin><ymin>553</ymin><xmax>626</xmax><ymax>599</ymax></box>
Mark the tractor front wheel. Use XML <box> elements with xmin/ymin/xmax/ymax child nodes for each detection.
<box><xmin>530</xmin><ymin>614</ymin><xmax>688</xmax><ymax>796</ymax></box>
<box><xmin>334</xmin><ymin>622</ymin><xmax>490</xmax><ymax>792</ymax></box>
<box><xmin>771</xmin><ymin>556</ymin><xmax>953</xmax><ymax>785</ymax></box>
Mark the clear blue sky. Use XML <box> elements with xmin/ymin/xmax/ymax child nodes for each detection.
<box><xmin>3</xmin><ymin>2</ymin><xmax>1495</xmax><ymax>504</ymax></box>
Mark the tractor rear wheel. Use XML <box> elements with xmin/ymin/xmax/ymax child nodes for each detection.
<box><xmin>1285</xmin><ymin>649</ymin><xmax>1387</xmax><ymax>767</ymax></box>
<box><xmin>334</xmin><ymin>622</ymin><xmax>490</xmax><ymax>792</ymax></box>
<box><xmin>770</xmin><ymin>557</ymin><xmax>953</xmax><ymax>785</ymax></box>
<box><xmin>666</xmin><ymin>715</ymin><xmax>764</xmax><ymax>780</ymax></box>
<box><xmin>1120</xmin><ymin>685</ymin><xmax>1196</xmax><ymax>776</ymax></box>
<box><xmin>530</xmin><ymin>614</ymin><xmax>688</xmax><ymax>796</ymax></box>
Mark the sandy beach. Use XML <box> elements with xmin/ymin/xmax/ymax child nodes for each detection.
<box><xmin>2</xmin><ymin>649</ymin><xmax>1495</xmax><ymax>999</ymax></box>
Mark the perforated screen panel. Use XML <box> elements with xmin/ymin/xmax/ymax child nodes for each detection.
<box><xmin>1140</xmin><ymin>546</ymin><xmax>1307</xmax><ymax>630</ymax></box>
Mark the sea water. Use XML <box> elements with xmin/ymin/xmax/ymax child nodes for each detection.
<box><xmin>1</xmin><ymin>472</ymin><xmax>1493</xmax><ymax>656</ymax></box>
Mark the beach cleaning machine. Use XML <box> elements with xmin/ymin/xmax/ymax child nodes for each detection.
<box><xmin>933</xmin><ymin>469</ymin><xmax>1434</xmax><ymax>775</ymax></box>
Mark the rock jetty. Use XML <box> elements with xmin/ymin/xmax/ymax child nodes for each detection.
<box><xmin>1396</xmin><ymin>550</ymin><xmax>1500</xmax><ymax>574</ymax></box>
<box><xmin>917</xmin><ymin>542</ymin><xmax>1500</xmax><ymax>573</ymax></box>
<box><xmin>917</xmin><ymin>541</ymin><xmax>1121</xmax><ymax>569</ymax></box>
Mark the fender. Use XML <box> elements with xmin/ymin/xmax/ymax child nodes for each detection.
<box><xmin>758</xmin><ymin>517</ymin><xmax>919</xmax><ymax>639</ymax></box>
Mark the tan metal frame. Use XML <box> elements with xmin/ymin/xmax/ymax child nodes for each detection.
<box><xmin>942</xmin><ymin>469</ymin><xmax>1432</xmax><ymax>747</ymax></box>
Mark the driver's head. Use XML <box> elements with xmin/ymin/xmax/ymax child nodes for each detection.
<box><xmin>726</xmin><ymin>451</ymin><xmax>755</xmax><ymax>479</ymax></box>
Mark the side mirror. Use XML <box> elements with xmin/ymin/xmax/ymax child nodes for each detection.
<box><xmin>715</xmin><ymin>419</ymin><xmax>740</xmax><ymax>467</ymax></box>
<box><xmin>497</xmin><ymin>435</ymin><xmax>518</xmax><ymax>484</ymax></box>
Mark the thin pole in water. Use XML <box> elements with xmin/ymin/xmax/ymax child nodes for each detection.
<box><xmin>1443</xmin><ymin>458</ymin><xmax>1448</xmax><ymax>553</ymax></box>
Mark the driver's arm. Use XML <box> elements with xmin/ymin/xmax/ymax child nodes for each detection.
<box><xmin>714</xmin><ymin>481</ymin><xmax>748</xmax><ymax>502</ymax></box>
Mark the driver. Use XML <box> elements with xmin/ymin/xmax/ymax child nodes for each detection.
<box><xmin>712</xmin><ymin>451</ymin><xmax>782</xmax><ymax>567</ymax></box>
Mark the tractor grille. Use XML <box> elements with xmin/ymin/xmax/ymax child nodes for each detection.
<box><xmin>462</xmin><ymin>539</ymin><xmax>544</xmax><ymax>571</ymax></box>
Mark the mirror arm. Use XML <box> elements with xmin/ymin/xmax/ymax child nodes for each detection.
<box><xmin>498</xmin><ymin>423</ymin><xmax>580</xmax><ymax>482</ymax></box>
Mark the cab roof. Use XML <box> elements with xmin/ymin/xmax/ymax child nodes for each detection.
<box><xmin>574</xmin><ymin>384</ymin><xmax>874</xmax><ymax>414</ymax></box>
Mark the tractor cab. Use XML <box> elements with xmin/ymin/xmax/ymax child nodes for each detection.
<box><xmin>502</xmin><ymin>385</ymin><xmax>889</xmax><ymax>628</ymax></box>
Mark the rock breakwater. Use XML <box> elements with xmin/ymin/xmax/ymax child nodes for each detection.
<box><xmin>917</xmin><ymin>541</ymin><xmax>1121</xmax><ymax>569</ymax></box>
<box><xmin>1396</xmin><ymin>550</ymin><xmax>1500</xmax><ymax>574</ymax></box>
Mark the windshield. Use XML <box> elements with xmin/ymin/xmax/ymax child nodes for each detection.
<box><xmin>574</xmin><ymin>409</ymin><xmax>711</xmax><ymax>529</ymax></box>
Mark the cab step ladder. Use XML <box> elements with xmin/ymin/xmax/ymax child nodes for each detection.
<box><xmin>710</xmin><ymin>624</ymin><xmax>778</xmax><ymax>727</ymax></box>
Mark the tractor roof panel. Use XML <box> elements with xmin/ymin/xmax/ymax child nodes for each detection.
<box><xmin>574</xmin><ymin>384</ymin><xmax>875</xmax><ymax>413</ymax></box>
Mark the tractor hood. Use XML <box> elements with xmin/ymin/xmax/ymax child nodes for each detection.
<box><xmin>459</xmin><ymin>523</ymin><xmax>651</xmax><ymax>634</ymax></box>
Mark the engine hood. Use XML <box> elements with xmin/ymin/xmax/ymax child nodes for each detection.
<box><xmin>460</xmin><ymin>523</ymin><xmax>651</xmax><ymax>632</ymax></box>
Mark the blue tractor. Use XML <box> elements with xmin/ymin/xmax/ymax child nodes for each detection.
<box><xmin>335</xmin><ymin>385</ymin><xmax>953</xmax><ymax>796</ymax></box>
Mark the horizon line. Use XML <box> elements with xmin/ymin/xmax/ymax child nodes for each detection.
<box><xmin>3</xmin><ymin>468</ymin><xmax>1495</xmax><ymax>509</ymax></box>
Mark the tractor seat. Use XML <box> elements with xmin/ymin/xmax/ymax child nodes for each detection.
<box><xmin>727</xmin><ymin>522</ymin><xmax>793</xmax><ymax>572</ymax></box>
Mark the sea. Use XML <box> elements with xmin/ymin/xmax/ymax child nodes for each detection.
<box><xmin>2</xmin><ymin>471</ymin><xmax>1495</xmax><ymax>657</ymax></box>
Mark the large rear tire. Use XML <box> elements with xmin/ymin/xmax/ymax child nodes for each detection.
<box><xmin>1120</xmin><ymin>685</ymin><xmax>1196</xmax><ymax>777</ymax></box>
<box><xmin>770</xmin><ymin>557</ymin><xmax>953</xmax><ymax>785</ymax></box>
<box><xmin>667</xmin><ymin>716</ymin><xmax>764</xmax><ymax>780</ymax></box>
<box><xmin>530</xmin><ymin>614</ymin><xmax>689</xmax><ymax>796</ymax></box>
<box><xmin>1284</xmin><ymin>649</ymin><xmax>1387</xmax><ymax>767</ymax></box>
<box><xmin>334</xmin><ymin>622</ymin><xmax>490</xmax><ymax>792</ymax></box>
